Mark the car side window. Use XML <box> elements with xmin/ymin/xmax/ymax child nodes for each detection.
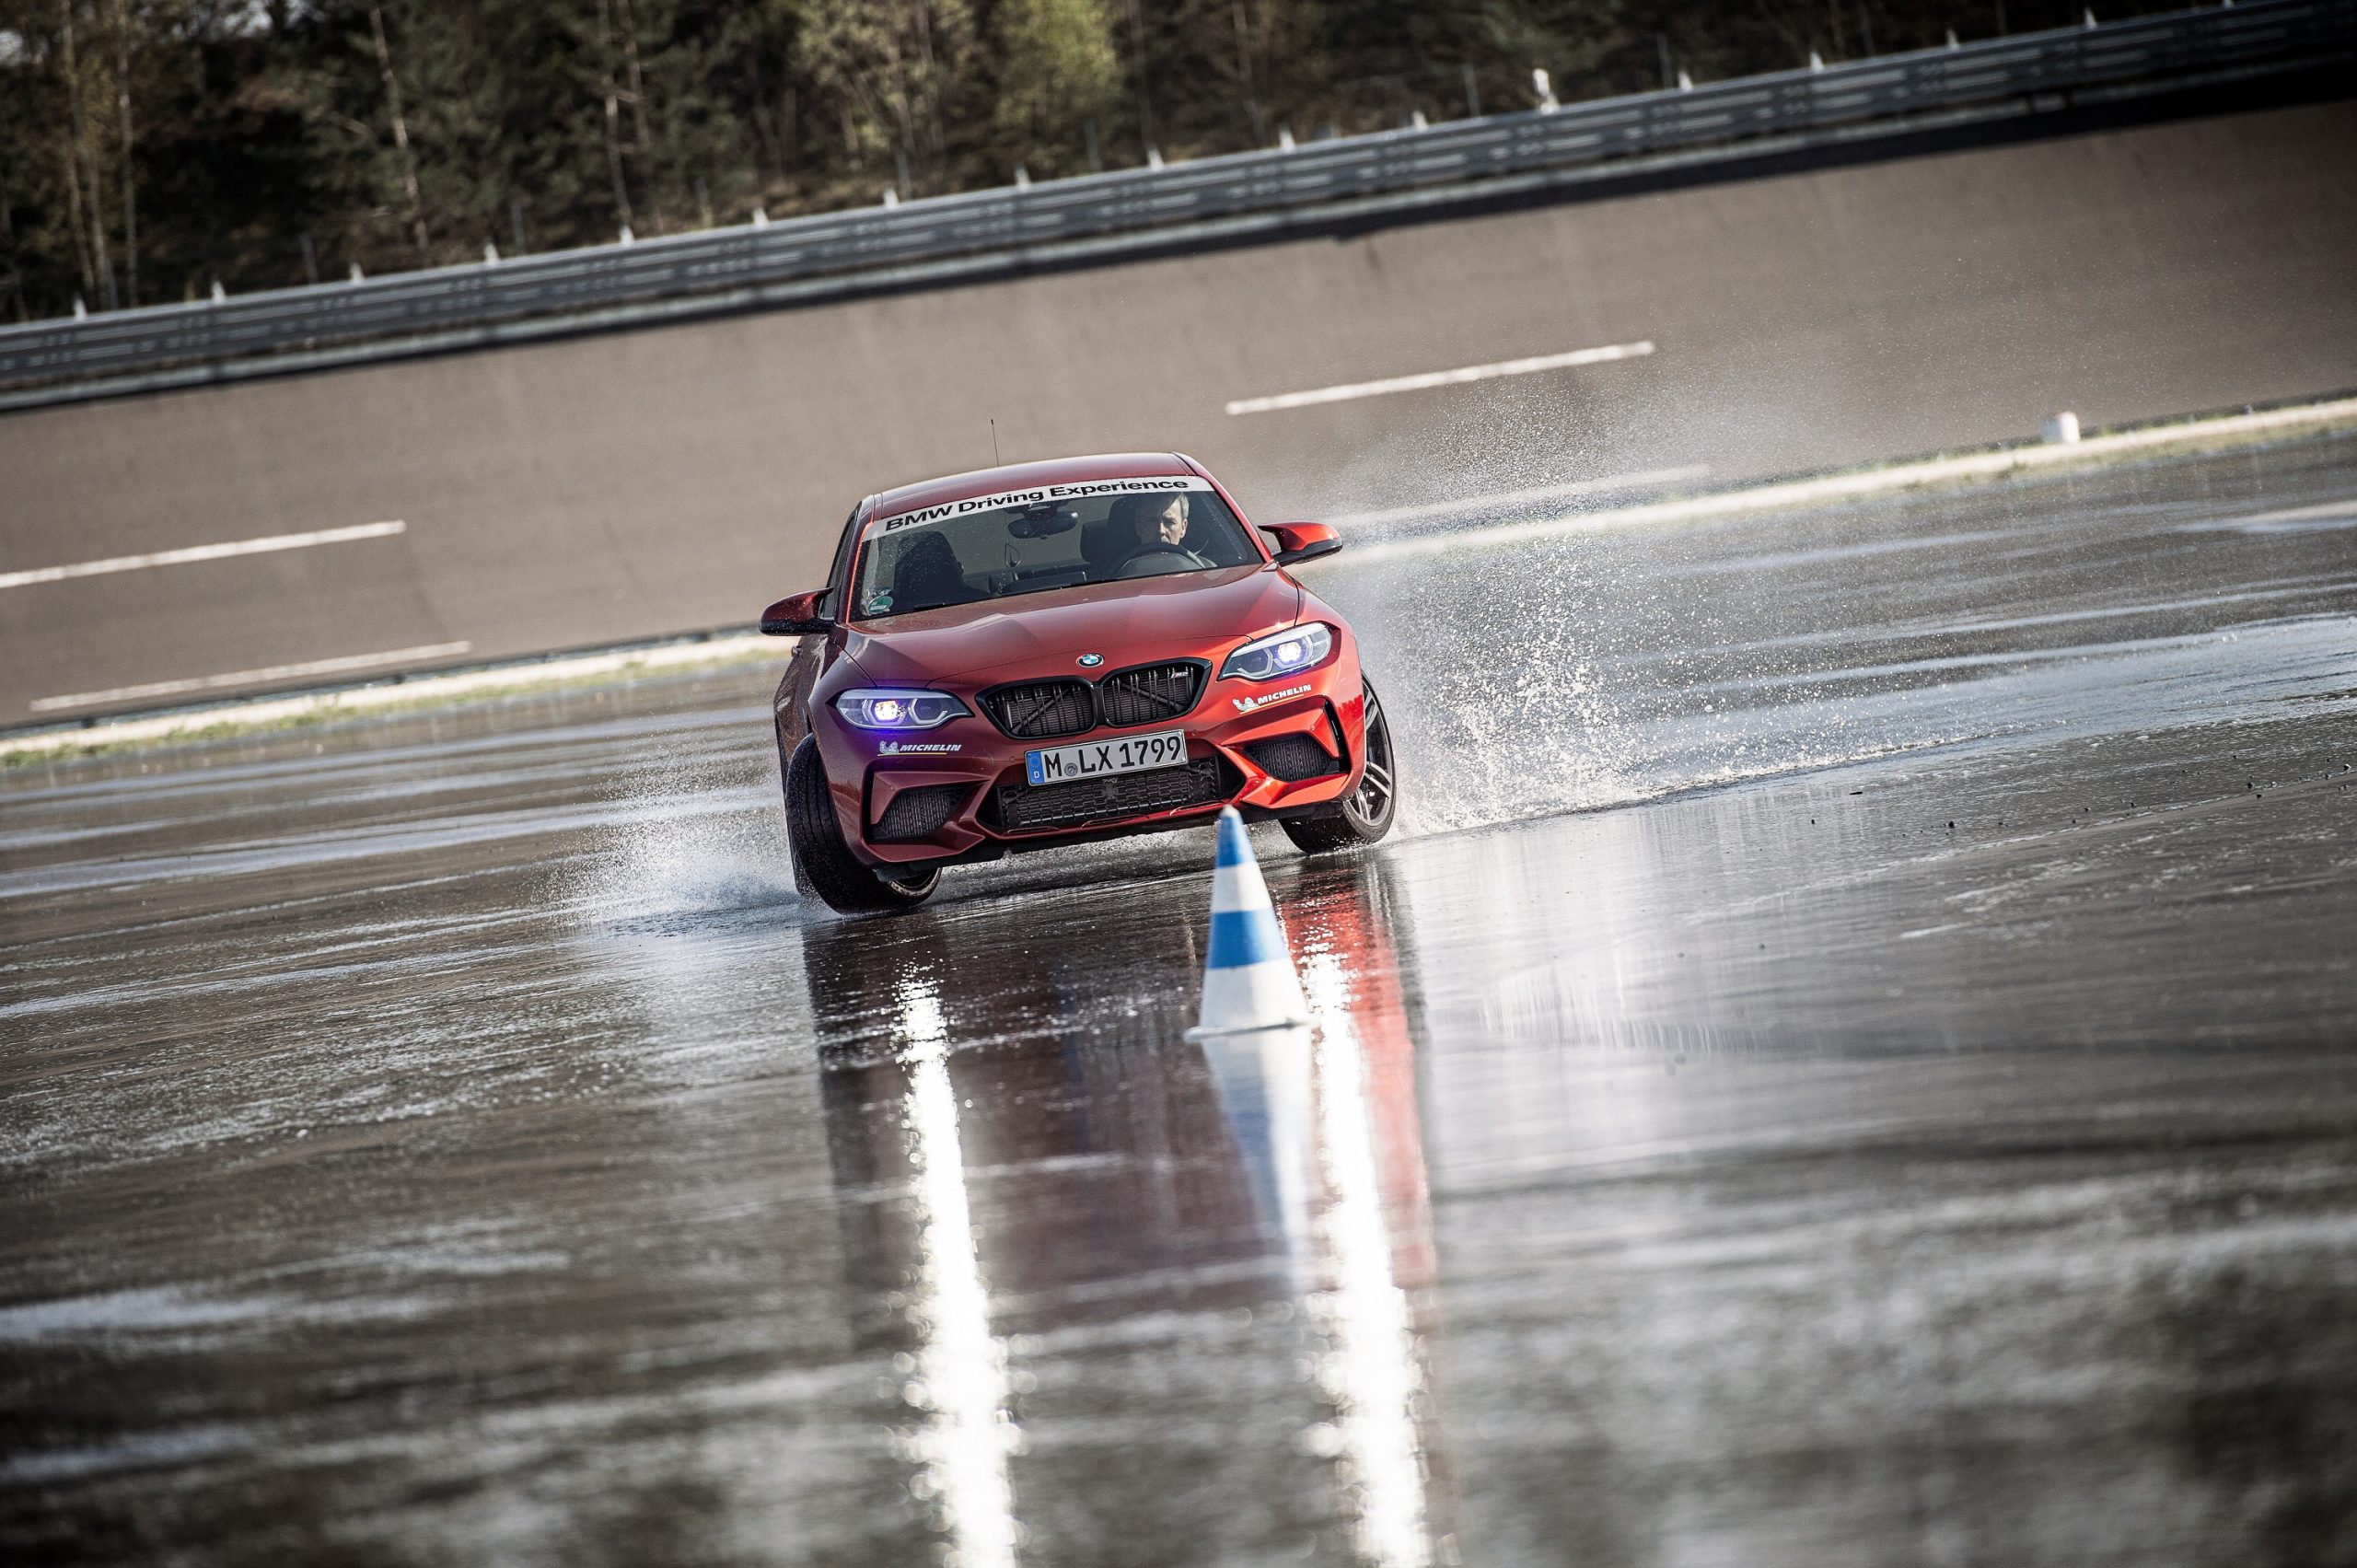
<box><xmin>821</xmin><ymin>501</ymin><xmax>868</xmax><ymax>616</ymax></box>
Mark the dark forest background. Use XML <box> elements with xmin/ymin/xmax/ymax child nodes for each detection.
<box><xmin>0</xmin><ymin>0</ymin><xmax>2179</xmax><ymax>320</ymax></box>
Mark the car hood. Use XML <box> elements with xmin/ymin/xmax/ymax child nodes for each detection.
<box><xmin>843</xmin><ymin>566</ymin><xmax>1304</xmax><ymax>686</ymax></box>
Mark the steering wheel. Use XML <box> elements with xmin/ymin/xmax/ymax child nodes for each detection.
<box><xmin>1115</xmin><ymin>546</ymin><xmax>1209</xmax><ymax>579</ymax></box>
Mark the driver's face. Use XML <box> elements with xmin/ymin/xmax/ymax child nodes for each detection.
<box><xmin>1134</xmin><ymin>497</ymin><xmax>1188</xmax><ymax>546</ymax></box>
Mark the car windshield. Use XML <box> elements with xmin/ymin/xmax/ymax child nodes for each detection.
<box><xmin>851</xmin><ymin>479</ymin><xmax>1261</xmax><ymax>621</ymax></box>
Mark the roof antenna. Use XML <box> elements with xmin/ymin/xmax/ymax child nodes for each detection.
<box><xmin>991</xmin><ymin>418</ymin><xmax>1002</xmax><ymax>465</ymax></box>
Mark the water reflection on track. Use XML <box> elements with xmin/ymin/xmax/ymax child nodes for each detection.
<box><xmin>800</xmin><ymin>860</ymin><xmax>1441</xmax><ymax>1566</ymax></box>
<box><xmin>3</xmin><ymin>437</ymin><xmax>2355</xmax><ymax>1566</ymax></box>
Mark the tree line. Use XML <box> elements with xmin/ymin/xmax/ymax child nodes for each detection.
<box><xmin>0</xmin><ymin>0</ymin><xmax>2171</xmax><ymax>322</ymax></box>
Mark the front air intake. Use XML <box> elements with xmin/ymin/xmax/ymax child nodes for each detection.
<box><xmin>980</xmin><ymin>660</ymin><xmax>1208</xmax><ymax>738</ymax></box>
<box><xmin>993</xmin><ymin>757</ymin><xmax>1232</xmax><ymax>830</ymax></box>
<box><xmin>1243</xmin><ymin>733</ymin><xmax>1342</xmax><ymax>782</ymax></box>
<box><xmin>980</xmin><ymin>678</ymin><xmax>1095</xmax><ymax>739</ymax></box>
<box><xmin>872</xmin><ymin>784</ymin><xmax>970</xmax><ymax>842</ymax></box>
<box><xmin>1097</xmin><ymin>660</ymin><xmax>1207</xmax><ymax>728</ymax></box>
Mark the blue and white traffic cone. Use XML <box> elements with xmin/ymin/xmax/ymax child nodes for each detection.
<box><xmin>1187</xmin><ymin>807</ymin><xmax>1310</xmax><ymax>1037</ymax></box>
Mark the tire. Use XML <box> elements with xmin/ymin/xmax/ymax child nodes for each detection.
<box><xmin>1281</xmin><ymin>679</ymin><xmax>1399</xmax><ymax>854</ymax></box>
<box><xmin>785</xmin><ymin>735</ymin><xmax>940</xmax><ymax>915</ymax></box>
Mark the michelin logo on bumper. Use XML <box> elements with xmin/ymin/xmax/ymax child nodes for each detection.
<box><xmin>1232</xmin><ymin>683</ymin><xmax>1311</xmax><ymax>714</ymax></box>
<box><xmin>879</xmin><ymin>741</ymin><xmax>962</xmax><ymax>755</ymax></box>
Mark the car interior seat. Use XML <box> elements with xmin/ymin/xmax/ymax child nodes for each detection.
<box><xmin>1094</xmin><ymin>495</ymin><xmax>1172</xmax><ymax>575</ymax></box>
<box><xmin>890</xmin><ymin>532</ymin><xmax>970</xmax><ymax>610</ymax></box>
<box><xmin>1081</xmin><ymin>507</ymin><xmax>1133</xmax><ymax>579</ymax></box>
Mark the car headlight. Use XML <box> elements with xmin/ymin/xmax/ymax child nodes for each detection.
<box><xmin>1220</xmin><ymin>622</ymin><xmax>1335</xmax><ymax>682</ymax></box>
<box><xmin>834</xmin><ymin>689</ymin><xmax>970</xmax><ymax>730</ymax></box>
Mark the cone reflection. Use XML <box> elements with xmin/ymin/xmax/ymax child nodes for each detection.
<box><xmin>1196</xmin><ymin>863</ymin><xmax>1446</xmax><ymax>1567</ymax></box>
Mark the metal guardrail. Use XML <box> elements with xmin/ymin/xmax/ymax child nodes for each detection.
<box><xmin>2</xmin><ymin>0</ymin><xmax>2347</xmax><ymax>396</ymax></box>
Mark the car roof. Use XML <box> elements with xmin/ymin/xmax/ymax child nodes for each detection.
<box><xmin>869</xmin><ymin>452</ymin><xmax>1201</xmax><ymax>518</ymax></box>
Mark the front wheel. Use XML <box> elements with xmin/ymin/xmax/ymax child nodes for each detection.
<box><xmin>785</xmin><ymin>735</ymin><xmax>940</xmax><ymax>915</ymax></box>
<box><xmin>1281</xmin><ymin>680</ymin><xmax>1398</xmax><ymax>854</ymax></box>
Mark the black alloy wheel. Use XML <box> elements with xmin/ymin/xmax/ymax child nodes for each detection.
<box><xmin>785</xmin><ymin>735</ymin><xmax>940</xmax><ymax>915</ymax></box>
<box><xmin>1281</xmin><ymin>680</ymin><xmax>1398</xmax><ymax>854</ymax></box>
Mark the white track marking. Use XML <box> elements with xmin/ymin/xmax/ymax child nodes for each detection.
<box><xmin>1225</xmin><ymin>341</ymin><xmax>1654</xmax><ymax>415</ymax></box>
<box><xmin>1349</xmin><ymin>398</ymin><xmax>2357</xmax><ymax>565</ymax></box>
<box><xmin>0</xmin><ymin>520</ymin><xmax>406</xmax><ymax>591</ymax></box>
<box><xmin>32</xmin><ymin>642</ymin><xmax>470</xmax><ymax>713</ymax></box>
<box><xmin>1327</xmin><ymin>466</ymin><xmax>1710</xmax><ymax>529</ymax></box>
<box><xmin>5</xmin><ymin>634</ymin><xmax>776</xmax><ymax>757</ymax></box>
<box><xmin>2236</xmin><ymin>498</ymin><xmax>2357</xmax><ymax>525</ymax></box>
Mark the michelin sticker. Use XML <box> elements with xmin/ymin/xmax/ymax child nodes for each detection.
<box><xmin>1232</xmin><ymin>683</ymin><xmax>1312</xmax><ymax>714</ymax></box>
<box><xmin>875</xmin><ymin>475</ymin><xmax>1211</xmax><ymax>536</ymax></box>
<box><xmin>879</xmin><ymin>741</ymin><xmax>962</xmax><ymax>755</ymax></box>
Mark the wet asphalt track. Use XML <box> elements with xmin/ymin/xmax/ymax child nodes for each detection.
<box><xmin>3</xmin><ymin>436</ymin><xmax>2355</xmax><ymax>1566</ymax></box>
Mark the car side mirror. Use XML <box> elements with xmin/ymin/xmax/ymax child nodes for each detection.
<box><xmin>760</xmin><ymin>589</ymin><xmax>833</xmax><ymax>635</ymax></box>
<box><xmin>1261</xmin><ymin>522</ymin><xmax>1343</xmax><ymax>567</ymax></box>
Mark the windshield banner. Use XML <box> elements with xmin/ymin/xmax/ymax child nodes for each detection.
<box><xmin>873</xmin><ymin>475</ymin><xmax>1212</xmax><ymax>536</ymax></box>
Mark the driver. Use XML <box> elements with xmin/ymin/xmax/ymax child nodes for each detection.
<box><xmin>1111</xmin><ymin>493</ymin><xmax>1212</xmax><ymax>575</ymax></box>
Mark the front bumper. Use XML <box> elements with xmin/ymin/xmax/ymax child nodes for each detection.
<box><xmin>811</xmin><ymin>648</ymin><xmax>1367</xmax><ymax>867</ymax></box>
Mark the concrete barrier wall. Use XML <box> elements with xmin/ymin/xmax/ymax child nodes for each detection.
<box><xmin>2</xmin><ymin>97</ymin><xmax>2352</xmax><ymax>724</ymax></box>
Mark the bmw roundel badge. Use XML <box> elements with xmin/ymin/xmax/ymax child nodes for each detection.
<box><xmin>1077</xmin><ymin>653</ymin><xmax>1104</xmax><ymax>668</ymax></box>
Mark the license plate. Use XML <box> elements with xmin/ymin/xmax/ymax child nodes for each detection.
<box><xmin>1026</xmin><ymin>728</ymin><xmax>1188</xmax><ymax>785</ymax></box>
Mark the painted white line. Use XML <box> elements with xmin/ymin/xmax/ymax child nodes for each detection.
<box><xmin>1225</xmin><ymin>341</ymin><xmax>1655</xmax><ymax>415</ymax></box>
<box><xmin>1327</xmin><ymin>466</ymin><xmax>1710</xmax><ymax>529</ymax></box>
<box><xmin>1349</xmin><ymin>395</ymin><xmax>2357</xmax><ymax>564</ymax></box>
<box><xmin>6</xmin><ymin>635</ymin><xmax>778</xmax><ymax>756</ymax></box>
<box><xmin>2238</xmin><ymin>498</ymin><xmax>2357</xmax><ymax>525</ymax></box>
<box><xmin>0</xmin><ymin>520</ymin><xmax>407</xmax><ymax>591</ymax></box>
<box><xmin>32</xmin><ymin>642</ymin><xmax>470</xmax><ymax>714</ymax></box>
